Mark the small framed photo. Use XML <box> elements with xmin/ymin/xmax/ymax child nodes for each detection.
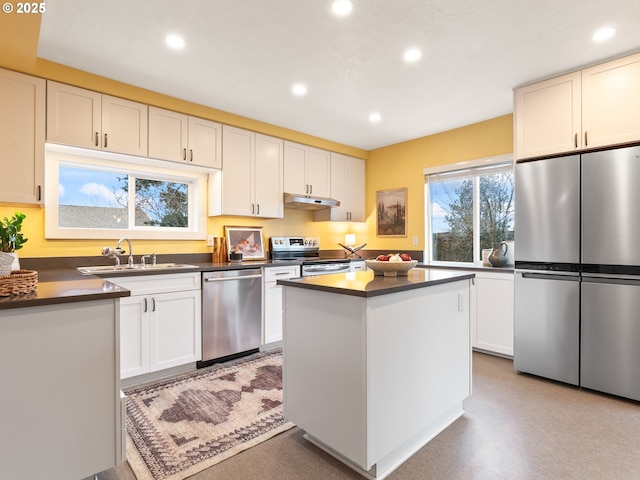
<box><xmin>224</xmin><ymin>226</ymin><xmax>266</xmax><ymax>260</ymax></box>
<box><xmin>376</xmin><ymin>188</ymin><xmax>407</xmax><ymax>237</ymax></box>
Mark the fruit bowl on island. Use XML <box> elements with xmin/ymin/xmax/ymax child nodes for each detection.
<box><xmin>365</xmin><ymin>253</ymin><xmax>418</xmax><ymax>277</ymax></box>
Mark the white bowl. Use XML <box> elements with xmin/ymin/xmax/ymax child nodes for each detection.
<box><xmin>365</xmin><ymin>259</ymin><xmax>418</xmax><ymax>276</ymax></box>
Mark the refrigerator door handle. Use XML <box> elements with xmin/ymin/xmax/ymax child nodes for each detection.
<box><xmin>518</xmin><ymin>271</ymin><xmax>580</xmax><ymax>281</ymax></box>
<box><xmin>583</xmin><ymin>274</ymin><xmax>640</xmax><ymax>286</ymax></box>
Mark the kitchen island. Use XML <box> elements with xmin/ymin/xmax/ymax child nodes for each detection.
<box><xmin>278</xmin><ymin>268</ymin><xmax>474</xmax><ymax>479</ymax></box>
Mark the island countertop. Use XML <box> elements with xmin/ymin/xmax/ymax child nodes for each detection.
<box><xmin>277</xmin><ymin>267</ymin><xmax>474</xmax><ymax>298</ymax></box>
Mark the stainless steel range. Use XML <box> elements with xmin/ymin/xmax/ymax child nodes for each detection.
<box><xmin>269</xmin><ymin>236</ymin><xmax>352</xmax><ymax>276</ymax></box>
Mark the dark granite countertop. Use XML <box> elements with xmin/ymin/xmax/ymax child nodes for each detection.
<box><xmin>277</xmin><ymin>268</ymin><xmax>474</xmax><ymax>298</ymax></box>
<box><xmin>0</xmin><ymin>254</ymin><xmax>369</xmax><ymax>310</ymax></box>
<box><xmin>0</xmin><ymin>268</ymin><xmax>130</xmax><ymax>310</ymax></box>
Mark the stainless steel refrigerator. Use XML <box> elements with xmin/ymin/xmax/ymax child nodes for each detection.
<box><xmin>514</xmin><ymin>154</ymin><xmax>581</xmax><ymax>386</ymax></box>
<box><xmin>515</xmin><ymin>145</ymin><xmax>640</xmax><ymax>401</ymax></box>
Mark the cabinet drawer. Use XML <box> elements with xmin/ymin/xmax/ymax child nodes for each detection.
<box><xmin>107</xmin><ymin>272</ymin><xmax>200</xmax><ymax>295</ymax></box>
<box><xmin>264</xmin><ymin>265</ymin><xmax>300</xmax><ymax>282</ymax></box>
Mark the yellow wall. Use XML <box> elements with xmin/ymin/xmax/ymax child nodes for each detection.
<box><xmin>0</xmin><ymin>12</ymin><xmax>514</xmax><ymax>258</ymax></box>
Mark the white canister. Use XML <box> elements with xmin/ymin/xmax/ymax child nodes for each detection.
<box><xmin>482</xmin><ymin>248</ymin><xmax>492</xmax><ymax>266</ymax></box>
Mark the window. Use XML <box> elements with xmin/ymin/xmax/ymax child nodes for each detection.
<box><xmin>45</xmin><ymin>144</ymin><xmax>208</xmax><ymax>240</ymax></box>
<box><xmin>425</xmin><ymin>155</ymin><xmax>514</xmax><ymax>264</ymax></box>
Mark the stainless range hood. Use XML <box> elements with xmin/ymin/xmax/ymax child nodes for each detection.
<box><xmin>283</xmin><ymin>192</ymin><xmax>340</xmax><ymax>210</ymax></box>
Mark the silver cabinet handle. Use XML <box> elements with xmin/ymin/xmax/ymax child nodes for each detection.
<box><xmin>189</xmin><ymin>149</ymin><xmax>193</xmax><ymax>162</ymax></box>
<box><xmin>584</xmin><ymin>131</ymin><xmax>588</xmax><ymax>146</ymax></box>
<box><xmin>574</xmin><ymin>133</ymin><xmax>578</xmax><ymax>148</ymax></box>
<box><xmin>256</xmin><ymin>204</ymin><xmax>260</xmax><ymax>215</ymax></box>
<box><xmin>183</xmin><ymin>148</ymin><xmax>186</xmax><ymax>161</ymax></box>
<box><xmin>104</xmin><ymin>133</ymin><xmax>108</xmax><ymax>148</ymax></box>
<box><xmin>95</xmin><ymin>132</ymin><xmax>99</xmax><ymax>147</ymax></box>
<box><xmin>152</xmin><ymin>297</ymin><xmax>156</xmax><ymax>312</ymax></box>
<box><xmin>143</xmin><ymin>298</ymin><xmax>148</xmax><ymax>312</ymax></box>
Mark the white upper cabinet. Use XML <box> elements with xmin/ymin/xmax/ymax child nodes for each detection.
<box><xmin>315</xmin><ymin>152</ymin><xmax>365</xmax><ymax>222</ymax></box>
<box><xmin>514</xmin><ymin>72</ymin><xmax>582</xmax><ymax>159</ymax></box>
<box><xmin>211</xmin><ymin>125</ymin><xmax>283</xmax><ymax>218</ymax></box>
<box><xmin>515</xmin><ymin>52</ymin><xmax>640</xmax><ymax>160</ymax></box>
<box><xmin>0</xmin><ymin>68</ymin><xmax>45</xmax><ymax>204</ymax></box>
<box><xmin>582</xmin><ymin>53</ymin><xmax>640</xmax><ymax>149</ymax></box>
<box><xmin>47</xmin><ymin>81</ymin><xmax>148</xmax><ymax>156</ymax></box>
<box><xmin>284</xmin><ymin>141</ymin><xmax>331</xmax><ymax>198</ymax></box>
<box><xmin>148</xmin><ymin>106</ymin><xmax>222</xmax><ymax>168</ymax></box>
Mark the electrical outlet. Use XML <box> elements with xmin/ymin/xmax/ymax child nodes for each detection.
<box><xmin>207</xmin><ymin>235</ymin><xmax>215</xmax><ymax>247</ymax></box>
<box><xmin>412</xmin><ymin>236</ymin><xmax>419</xmax><ymax>246</ymax></box>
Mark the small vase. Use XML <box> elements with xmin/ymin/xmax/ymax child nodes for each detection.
<box><xmin>488</xmin><ymin>242</ymin><xmax>508</xmax><ymax>268</ymax></box>
<box><xmin>0</xmin><ymin>252</ymin><xmax>18</xmax><ymax>276</ymax></box>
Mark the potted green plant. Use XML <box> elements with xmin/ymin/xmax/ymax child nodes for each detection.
<box><xmin>0</xmin><ymin>212</ymin><xmax>28</xmax><ymax>276</ymax></box>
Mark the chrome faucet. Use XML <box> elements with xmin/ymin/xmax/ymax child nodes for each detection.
<box><xmin>101</xmin><ymin>246</ymin><xmax>124</xmax><ymax>267</ymax></box>
<box><xmin>141</xmin><ymin>253</ymin><xmax>156</xmax><ymax>267</ymax></box>
<box><xmin>116</xmin><ymin>238</ymin><xmax>134</xmax><ymax>267</ymax></box>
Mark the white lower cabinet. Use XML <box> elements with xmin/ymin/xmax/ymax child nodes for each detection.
<box><xmin>109</xmin><ymin>273</ymin><xmax>202</xmax><ymax>379</ymax></box>
<box><xmin>472</xmin><ymin>271</ymin><xmax>514</xmax><ymax>356</ymax></box>
<box><xmin>263</xmin><ymin>265</ymin><xmax>300</xmax><ymax>345</ymax></box>
<box><xmin>434</xmin><ymin>269</ymin><xmax>514</xmax><ymax>356</ymax></box>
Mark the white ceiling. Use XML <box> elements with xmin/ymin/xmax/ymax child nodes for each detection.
<box><xmin>37</xmin><ymin>0</ymin><xmax>640</xmax><ymax>151</ymax></box>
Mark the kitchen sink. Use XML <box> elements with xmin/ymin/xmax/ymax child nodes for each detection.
<box><xmin>76</xmin><ymin>263</ymin><xmax>199</xmax><ymax>275</ymax></box>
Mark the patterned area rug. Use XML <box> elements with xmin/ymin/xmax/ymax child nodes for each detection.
<box><xmin>124</xmin><ymin>349</ymin><xmax>294</xmax><ymax>480</ymax></box>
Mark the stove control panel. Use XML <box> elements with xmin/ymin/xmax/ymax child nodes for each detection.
<box><xmin>270</xmin><ymin>236</ymin><xmax>320</xmax><ymax>251</ymax></box>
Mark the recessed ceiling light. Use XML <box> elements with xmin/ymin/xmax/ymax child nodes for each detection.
<box><xmin>592</xmin><ymin>26</ymin><xmax>616</xmax><ymax>43</ymax></box>
<box><xmin>369</xmin><ymin>112</ymin><xmax>381</xmax><ymax>123</ymax></box>
<box><xmin>331</xmin><ymin>0</ymin><xmax>353</xmax><ymax>17</ymax></box>
<box><xmin>165</xmin><ymin>34</ymin><xmax>185</xmax><ymax>50</ymax></box>
<box><xmin>403</xmin><ymin>48</ymin><xmax>422</xmax><ymax>63</ymax></box>
<box><xmin>292</xmin><ymin>83</ymin><xmax>307</xmax><ymax>96</ymax></box>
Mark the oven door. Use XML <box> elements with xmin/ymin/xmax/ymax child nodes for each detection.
<box><xmin>302</xmin><ymin>262</ymin><xmax>351</xmax><ymax>276</ymax></box>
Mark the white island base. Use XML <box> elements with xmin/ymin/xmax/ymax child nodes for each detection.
<box><xmin>281</xmin><ymin>270</ymin><xmax>472</xmax><ymax>479</ymax></box>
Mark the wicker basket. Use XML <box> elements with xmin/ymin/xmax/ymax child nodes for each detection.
<box><xmin>0</xmin><ymin>270</ymin><xmax>38</xmax><ymax>296</ymax></box>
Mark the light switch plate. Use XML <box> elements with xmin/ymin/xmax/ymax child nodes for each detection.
<box><xmin>412</xmin><ymin>236</ymin><xmax>419</xmax><ymax>246</ymax></box>
<box><xmin>207</xmin><ymin>235</ymin><xmax>215</xmax><ymax>246</ymax></box>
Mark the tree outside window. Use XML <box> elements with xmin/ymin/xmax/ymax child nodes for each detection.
<box><xmin>429</xmin><ymin>165</ymin><xmax>514</xmax><ymax>263</ymax></box>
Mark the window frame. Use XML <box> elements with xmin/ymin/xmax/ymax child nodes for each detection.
<box><xmin>44</xmin><ymin>143</ymin><xmax>209</xmax><ymax>240</ymax></box>
<box><xmin>424</xmin><ymin>154</ymin><xmax>514</xmax><ymax>266</ymax></box>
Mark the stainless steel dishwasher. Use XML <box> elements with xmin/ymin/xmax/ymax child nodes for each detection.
<box><xmin>199</xmin><ymin>268</ymin><xmax>262</xmax><ymax>367</ymax></box>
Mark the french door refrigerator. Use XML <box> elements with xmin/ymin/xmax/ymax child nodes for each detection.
<box><xmin>514</xmin><ymin>154</ymin><xmax>581</xmax><ymax>386</ymax></box>
<box><xmin>581</xmin><ymin>145</ymin><xmax>640</xmax><ymax>401</ymax></box>
<box><xmin>515</xmin><ymin>145</ymin><xmax>640</xmax><ymax>401</ymax></box>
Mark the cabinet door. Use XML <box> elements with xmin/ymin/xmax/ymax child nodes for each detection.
<box><xmin>188</xmin><ymin>116</ymin><xmax>222</xmax><ymax>168</ymax></box>
<box><xmin>264</xmin><ymin>281</ymin><xmax>284</xmax><ymax>344</ymax></box>
<box><xmin>221</xmin><ymin>125</ymin><xmax>254</xmax><ymax>216</ymax></box>
<box><xmin>0</xmin><ymin>69</ymin><xmax>45</xmax><ymax>204</ymax></box>
<box><xmin>120</xmin><ymin>296</ymin><xmax>150</xmax><ymax>379</ymax></box>
<box><xmin>582</xmin><ymin>52</ymin><xmax>640</xmax><ymax>149</ymax></box>
<box><xmin>254</xmin><ymin>133</ymin><xmax>284</xmax><ymax>218</ymax></box>
<box><xmin>474</xmin><ymin>272</ymin><xmax>514</xmax><ymax>356</ymax></box>
<box><xmin>328</xmin><ymin>152</ymin><xmax>348</xmax><ymax>221</ymax></box>
<box><xmin>306</xmin><ymin>147</ymin><xmax>331</xmax><ymax>198</ymax></box>
<box><xmin>47</xmin><ymin>81</ymin><xmax>102</xmax><ymax>149</ymax></box>
<box><xmin>514</xmin><ymin>72</ymin><xmax>581</xmax><ymax>160</ymax></box>
<box><xmin>346</xmin><ymin>156</ymin><xmax>365</xmax><ymax>222</ymax></box>
<box><xmin>150</xmin><ymin>290</ymin><xmax>202</xmax><ymax>371</ymax></box>
<box><xmin>148</xmin><ymin>106</ymin><xmax>188</xmax><ymax>162</ymax></box>
<box><xmin>101</xmin><ymin>94</ymin><xmax>148</xmax><ymax>156</ymax></box>
<box><xmin>283</xmin><ymin>141</ymin><xmax>308</xmax><ymax>195</ymax></box>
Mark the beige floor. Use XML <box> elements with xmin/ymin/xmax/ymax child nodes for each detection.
<box><xmin>100</xmin><ymin>352</ymin><xmax>640</xmax><ymax>480</ymax></box>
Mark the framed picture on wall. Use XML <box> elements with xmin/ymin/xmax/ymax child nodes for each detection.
<box><xmin>224</xmin><ymin>226</ymin><xmax>266</xmax><ymax>260</ymax></box>
<box><xmin>376</xmin><ymin>188</ymin><xmax>407</xmax><ymax>237</ymax></box>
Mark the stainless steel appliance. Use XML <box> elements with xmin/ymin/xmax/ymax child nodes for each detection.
<box><xmin>514</xmin><ymin>154</ymin><xmax>580</xmax><ymax>385</ymax></box>
<box><xmin>580</xmin><ymin>146</ymin><xmax>640</xmax><ymax>401</ymax></box>
<box><xmin>515</xmin><ymin>145</ymin><xmax>640</xmax><ymax>401</ymax></box>
<box><xmin>199</xmin><ymin>268</ymin><xmax>262</xmax><ymax>367</ymax></box>
<box><xmin>269</xmin><ymin>236</ymin><xmax>352</xmax><ymax>276</ymax></box>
